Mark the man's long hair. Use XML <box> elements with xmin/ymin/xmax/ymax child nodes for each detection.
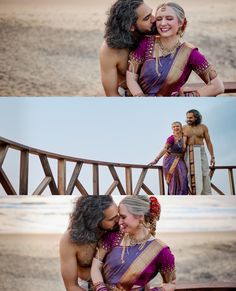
<box><xmin>69</xmin><ymin>195</ymin><xmax>113</xmax><ymax>244</ymax></box>
<box><xmin>187</xmin><ymin>109</ymin><xmax>202</xmax><ymax>125</ymax></box>
<box><xmin>104</xmin><ymin>0</ymin><xmax>144</xmax><ymax>49</ymax></box>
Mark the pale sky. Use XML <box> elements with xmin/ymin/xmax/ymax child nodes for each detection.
<box><xmin>0</xmin><ymin>97</ymin><xmax>236</xmax><ymax>195</ymax></box>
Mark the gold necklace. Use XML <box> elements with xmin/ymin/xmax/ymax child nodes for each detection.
<box><xmin>158</xmin><ymin>40</ymin><xmax>181</xmax><ymax>58</ymax></box>
<box><xmin>128</xmin><ymin>232</ymin><xmax>151</xmax><ymax>246</ymax></box>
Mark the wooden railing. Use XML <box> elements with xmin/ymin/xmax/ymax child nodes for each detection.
<box><xmin>175</xmin><ymin>282</ymin><xmax>236</xmax><ymax>290</ymax></box>
<box><xmin>0</xmin><ymin>136</ymin><xmax>235</xmax><ymax>195</ymax></box>
<box><xmin>184</xmin><ymin>82</ymin><xmax>236</xmax><ymax>94</ymax></box>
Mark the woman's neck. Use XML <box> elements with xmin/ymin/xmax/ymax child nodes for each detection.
<box><xmin>173</xmin><ymin>132</ymin><xmax>182</xmax><ymax>139</ymax></box>
<box><xmin>160</xmin><ymin>35</ymin><xmax>180</xmax><ymax>50</ymax></box>
<box><xmin>129</xmin><ymin>226</ymin><xmax>149</xmax><ymax>241</ymax></box>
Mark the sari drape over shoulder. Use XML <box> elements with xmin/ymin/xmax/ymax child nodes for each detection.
<box><xmin>100</xmin><ymin>231</ymin><xmax>175</xmax><ymax>291</ymax></box>
<box><xmin>129</xmin><ymin>36</ymin><xmax>212</xmax><ymax>96</ymax></box>
<box><xmin>163</xmin><ymin>135</ymin><xmax>188</xmax><ymax>195</ymax></box>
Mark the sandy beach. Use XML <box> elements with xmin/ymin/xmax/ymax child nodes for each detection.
<box><xmin>0</xmin><ymin>232</ymin><xmax>236</xmax><ymax>291</ymax></box>
<box><xmin>0</xmin><ymin>0</ymin><xmax>235</xmax><ymax>96</ymax></box>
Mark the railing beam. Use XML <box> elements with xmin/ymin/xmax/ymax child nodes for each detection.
<box><xmin>58</xmin><ymin>159</ymin><xmax>66</xmax><ymax>195</ymax></box>
<box><xmin>125</xmin><ymin>167</ymin><xmax>133</xmax><ymax>195</ymax></box>
<box><xmin>108</xmin><ymin>166</ymin><xmax>126</xmax><ymax>195</ymax></box>
<box><xmin>0</xmin><ymin>168</ymin><xmax>17</xmax><ymax>195</ymax></box>
<box><xmin>158</xmin><ymin>168</ymin><xmax>165</xmax><ymax>195</ymax></box>
<box><xmin>0</xmin><ymin>144</ymin><xmax>8</xmax><ymax>168</ymax></box>
<box><xmin>93</xmin><ymin>164</ymin><xmax>99</xmax><ymax>196</ymax></box>
<box><xmin>32</xmin><ymin>177</ymin><xmax>52</xmax><ymax>196</ymax></box>
<box><xmin>133</xmin><ymin>168</ymin><xmax>148</xmax><ymax>196</ymax></box>
<box><xmin>40</xmin><ymin>155</ymin><xmax>59</xmax><ymax>195</ymax></box>
<box><xmin>19</xmin><ymin>150</ymin><xmax>29</xmax><ymax>195</ymax></box>
<box><xmin>228</xmin><ymin>168</ymin><xmax>235</xmax><ymax>195</ymax></box>
<box><xmin>66</xmin><ymin>162</ymin><xmax>83</xmax><ymax>195</ymax></box>
<box><xmin>104</xmin><ymin>181</ymin><xmax>119</xmax><ymax>196</ymax></box>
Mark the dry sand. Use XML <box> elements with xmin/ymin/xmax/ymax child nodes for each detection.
<box><xmin>0</xmin><ymin>0</ymin><xmax>235</xmax><ymax>96</ymax></box>
<box><xmin>0</xmin><ymin>232</ymin><xmax>236</xmax><ymax>291</ymax></box>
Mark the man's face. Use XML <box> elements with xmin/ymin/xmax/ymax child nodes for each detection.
<box><xmin>135</xmin><ymin>3</ymin><xmax>156</xmax><ymax>33</ymax></box>
<box><xmin>186</xmin><ymin>113</ymin><xmax>197</xmax><ymax>126</ymax></box>
<box><xmin>100</xmin><ymin>202</ymin><xmax>119</xmax><ymax>230</ymax></box>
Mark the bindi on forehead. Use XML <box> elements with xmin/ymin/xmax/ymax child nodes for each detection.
<box><xmin>160</xmin><ymin>5</ymin><xmax>166</xmax><ymax>12</ymax></box>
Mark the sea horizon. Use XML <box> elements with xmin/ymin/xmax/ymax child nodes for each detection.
<box><xmin>0</xmin><ymin>195</ymin><xmax>235</xmax><ymax>234</ymax></box>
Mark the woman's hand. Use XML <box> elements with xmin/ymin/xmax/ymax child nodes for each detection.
<box><xmin>148</xmin><ymin>158</ymin><xmax>159</xmax><ymax>166</ymax></box>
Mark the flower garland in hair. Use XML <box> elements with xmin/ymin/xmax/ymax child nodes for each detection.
<box><xmin>149</xmin><ymin>196</ymin><xmax>161</xmax><ymax>221</ymax></box>
<box><xmin>181</xmin><ymin>17</ymin><xmax>187</xmax><ymax>34</ymax></box>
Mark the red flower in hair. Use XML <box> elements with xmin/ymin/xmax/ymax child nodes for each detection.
<box><xmin>181</xmin><ymin>17</ymin><xmax>187</xmax><ymax>33</ymax></box>
<box><xmin>149</xmin><ymin>196</ymin><xmax>161</xmax><ymax>220</ymax></box>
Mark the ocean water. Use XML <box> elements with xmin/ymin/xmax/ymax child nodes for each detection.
<box><xmin>0</xmin><ymin>196</ymin><xmax>235</xmax><ymax>233</ymax></box>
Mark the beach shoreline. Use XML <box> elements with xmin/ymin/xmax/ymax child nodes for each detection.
<box><xmin>0</xmin><ymin>232</ymin><xmax>236</xmax><ymax>291</ymax></box>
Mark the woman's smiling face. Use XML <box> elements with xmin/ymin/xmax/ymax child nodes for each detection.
<box><xmin>155</xmin><ymin>5</ymin><xmax>180</xmax><ymax>38</ymax></box>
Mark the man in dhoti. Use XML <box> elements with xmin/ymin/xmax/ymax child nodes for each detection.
<box><xmin>183</xmin><ymin>109</ymin><xmax>215</xmax><ymax>195</ymax></box>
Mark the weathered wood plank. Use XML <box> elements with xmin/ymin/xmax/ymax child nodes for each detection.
<box><xmin>66</xmin><ymin>162</ymin><xmax>83</xmax><ymax>195</ymax></box>
<box><xmin>141</xmin><ymin>183</ymin><xmax>155</xmax><ymax>196</ymax></box>
<box><xmin>104</xmin><ymin>181</ymin><xmax>119</xmax><ymax>196</ymax></box>
<box><xmin>58</xmin><ymin>159</ymin><xmax>66</xmax><ymax>195</ymax></box>
<box><xmin>0</xmin><ymin>144</ymin><xmax>8</xmax><ymax>168</ymax></box>
<box><xmin>176</xmin><ymin>281</ymin><xmax>236</xmax><ymax>290</ymax></box>
<box><xmin>0</xmin><ymin>168</ymin><xmax>17</xmax><ymax>195</ymax></box>
<box><xmin>133</xmin><ymin>168</ymin><xmax>148</xmax><ymax>196</ymax></box>
<box><xmin>75</xmin><ymin>180</ymin><xmax>89</xmax><ymax>196</ymax></box>
<box><xmin>211</xmin><ymin>183</ymin><xmax>225</xmax><ymax>195</ymax></box>
<box><xmin>93</xmin><ymin>164</ymin><xmax>99</xmax><ymax>196</ymax></box>
<box><xmin>19</xmin><ymin>150</ymin><xmax>29</xmax><ymax>195</ymax></box>
<box><xmin>32</xmin><ymin>177</ymin><xmax>51</xmax><ymax>195</ymax></box>
<box><xmin>158</xmin><ymin>168</ymin><xmax>165</xmax><ymax>195</ymax></box>
<box><xmin>108</xmin><ymin>165</ymin><xmax>126</xmax><ymax>195</ymax></box>
<box><xmin>184</xmin><ymin>81</ymin><xmax>236</xmax><ymax>94</ymax></box>
<box><xmin>125</xmin><ymin>167</ymin><xmax>133</xmax><ymax>195</ymax></box>
<box><xmin>228</xmin><ymin>168</ymin><xmax>235</xmax><ymax>195</ymax></box>
<box><xmin>39</xmin><ymin>155</ymin><xmax>59</xmax><ymax>195</ymax></box>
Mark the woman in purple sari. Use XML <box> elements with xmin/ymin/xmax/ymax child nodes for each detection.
<box><xmin>126</xmin><ymin>2</ymin><xmax>224</xmax><ymax>97</ymax></box>
<box><xmin>149</xmin><ymin>121</ymin><xmax>188</xmax><ymax>195</ymax></box>
<box><xmin>91</xmin><ymin>195</ymin><xmax>176</xmax><ymax>291</ymax></box>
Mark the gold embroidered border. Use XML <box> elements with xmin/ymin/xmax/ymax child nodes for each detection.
<box><xmin>118</xmin><ymin>239</ymin><xmax>166</xmax><ymax>289</ymax></box>
<box><xmin>166</xmin><ymin>156</ymin><xmax>180</xmax><ymax>184</ymax></box>
<box><xmin>157</xmin><ymin>42</ymin><xmax>194</xmax><ymax>96</ymax></box>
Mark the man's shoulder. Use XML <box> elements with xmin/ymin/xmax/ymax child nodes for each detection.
<box><xmin>100</xmin><ymin>41</ymin><xmax>128</xmax><ymax>56</ymax></box>
<box><xmin>60</xmin><ymin>230</ymin><xmax>80</xmax><ymax>250</ymax></box>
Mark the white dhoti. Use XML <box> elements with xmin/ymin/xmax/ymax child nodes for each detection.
<box><xmin>186</xmin><ymin>145</ymin><xmax>212</xmax><ymax>195</ymax></box>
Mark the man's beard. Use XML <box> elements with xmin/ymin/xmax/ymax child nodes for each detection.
<box><xmin>187</xmin><ymin>120</ymin><xmax>196</xmax><ymax>126</ymax></box>
<box><xmin>135</xmin><ymin>23</ymin><xmax>158</xmax><ymax>36</ymax></box>
<box><xmin>98</xmin><ymin>222</ymin><xmax>120</xmax><ymax>232</ymax></box>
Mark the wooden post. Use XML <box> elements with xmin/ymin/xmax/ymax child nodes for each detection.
<box><xmin>19</xmin><ymin>150</ymin><xmax>29</xmax><ymax>195</ymax></box>
<box><xmin>125</xmin><ymin>167</ymin><xmax>133</xmax><ymax>195</ymax></box>
<box><xmin>58</xmin><ymin>159</ymin><xmax>66</xmax><ymax>195</ymax></box>
<box><xmin>158</xmin><ymin>168</ymin><xmax>165</xmax><ymax>195</ymax></box>
<box><xmin>93</xmin><ymin>164</ymin><xmax>99</xmax><ymax>196</ymax></box>
<box><xmin>228</xmin><ymin>168</ymin><xmax>235</xmax><ymax>195</ymax></box>
<box><xmin>133</xmin><ymin>168</ymin><xmax>148</xmax><ymax>196</ymax></box>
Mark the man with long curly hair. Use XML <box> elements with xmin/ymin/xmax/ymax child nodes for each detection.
<box><xmin>100</xmin><ymin>0</ymin><xmax>156</xmax><ymax>96</ymax></box>
<box><xmin>183</xmin><ymin>109</ymin><xmax>215</xmax><ymax>195</ymax></box>
<box><xmin>60</xmin><ymin>195</ymin><xmax>119</xmax><ymax>291</ymax></box>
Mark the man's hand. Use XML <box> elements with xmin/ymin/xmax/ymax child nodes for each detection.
<box><xmin>210</xmin><ymin>156</ymin><xmax>215</xmax><ymax>168</ymax></box>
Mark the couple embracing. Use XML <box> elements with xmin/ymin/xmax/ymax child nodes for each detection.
<box><xmin>60</xmin><ymin>195</ymin><xmax>176</xmax><ymax>290</ymax></box>
<box><xmin>100</xmin><ymin>0</ymin><xmax>224</xmax><ymax>97</ymax></box>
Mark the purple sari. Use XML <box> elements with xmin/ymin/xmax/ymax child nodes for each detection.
<box><xmin>101</xmin><ymin>231</ymin><xmax>175</xmax><ymax>290</ymax></box>
<box><xmin>129</xmin><ymin>36</ymin><xmax>211</xmax><ymax>96</ymax></box>
<box><xmin>163</xmin><ymin>135</ymin><xmax>188</xmax><ymax>195</ymax></box>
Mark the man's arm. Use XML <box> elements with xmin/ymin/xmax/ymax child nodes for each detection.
<box><xmin>99</xmin><ymin>43</ymin><xmax>120</xmax><ymax>96</ymax></box>
<box><xmin>59</xmin><ymin>233</ymin><xmax>85</xmax><ymax>291</ymax></box>
<box><xmin>203</xmin><ymin>125</ymin><xmax>215</xmax><ymax>167</ymax></box>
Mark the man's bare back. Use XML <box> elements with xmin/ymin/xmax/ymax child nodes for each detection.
<box><xmin>100</xmin><ymin>41</ymin><xmax>129</xmax><ymax>96</ymax></box>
